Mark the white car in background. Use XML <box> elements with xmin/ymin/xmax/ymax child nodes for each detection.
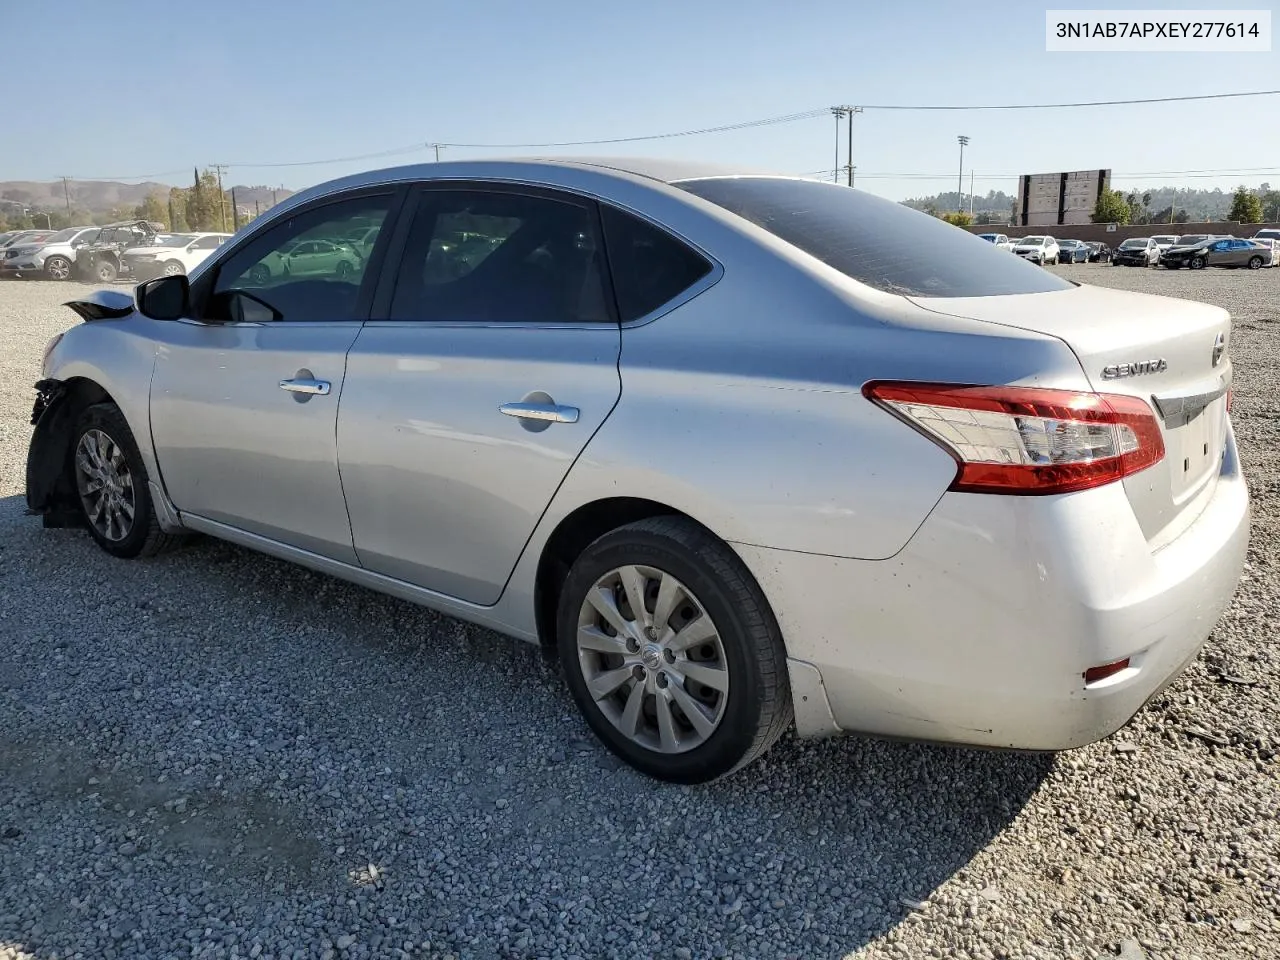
<box><xmin>1012</xmin><ymin>235</ymin><xmax>1060</xmax><ymax>264</ymax></box>
<box><xmin>121</xmin><ymin>232</ymin><xmax>232</xmax><ymax>279</ymax></box>
<box><xmin>976</xmin><ymin>232</ymin><xmax>1012</xmax><ymax>251</ymax></box>
<box><xmin>1151</xmin><ymin>234</ymin><xmax>1180</xmax><ymax>259</ymax></box>
<box><xmin>0</xmin><ymin>225</ymin><xmax>101</xmax><ymax>280</ymax></box>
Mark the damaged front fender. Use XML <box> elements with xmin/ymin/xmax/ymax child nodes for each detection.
<box><xmin>25</xmin><ymin>379</ymin><xmax>84</xmax><ymax>528</ymax></box>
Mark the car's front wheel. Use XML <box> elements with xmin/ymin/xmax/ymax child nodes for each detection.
<box><xmin>1190</xmin><ymin>256</ymin><xmax>1206</xmax><ymax>270</ymax></box>
<box><xmin>44</xmin><ymin>256</ymin><xmax>72</xmax><ymax>281</ymax></box>
<box><xmin>71</xmin><ymin>403</ymin><xmax>182</xmax><ymax>559</ymax></box>
<box><xmin>94</xmin><ymin>259</ymin><xmax>118</xmax><ymax>283</ymax></box>
<box><xmin>557</xmin><ymin>517</ymin><xmax>792</xmax><ymax>783</ymax></box>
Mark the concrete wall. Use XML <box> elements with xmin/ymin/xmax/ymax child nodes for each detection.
<box><xmin>964</xmin><ymin>221</ymin><xmax>1280</xmax><ymax>245</ymax></box>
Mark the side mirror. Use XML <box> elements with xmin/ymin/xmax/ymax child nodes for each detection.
<box><xmin>134</xmin><ymin>275</ymin><xmax>189</xmax><ymax>321</ymax></box>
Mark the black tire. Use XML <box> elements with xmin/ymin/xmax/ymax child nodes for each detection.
<box><xmin>70</xmin><ymin>403</ymin><xmax>183</xmax><ymax>559</ymax></box>
<box><xmin>44</xmin><ymin>255</ymin><xmax>72</xmax><ymax>281</ymax></box>
<box><xmin>1190</xmin><ymin>256</ymin><xmax>1206</xmax><ymax>270</ymax></box>
<box><xmin>1248</xmin><ymin>256</ymin><xmax>1263</xmax><ymax>270</ymax></box>
<box><xmin>94</xmin><ymin>259</ymin><xmax>118</xmax><ymax>283</ymax></box>
<box><xmin>557</xmin><ymin>517</ymin><xmax>792</xmax><ymax>783</ymax></box>
<box><xmin>336</xmin><ymin>260</ymin><xmax>353</xmax><ymax>279</ymax></box>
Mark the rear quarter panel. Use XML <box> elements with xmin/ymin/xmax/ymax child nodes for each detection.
<box><xmin>529</xmin><ymin>252</ymin><xmax>1092</xmax><ymax>562</ymax></box>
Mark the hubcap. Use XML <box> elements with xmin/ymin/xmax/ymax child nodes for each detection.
<box><xmin>48</xmin><ymin>259</ymin><xmax>69</xmax><ymax>280</ymax></box>
<box><xmin>576</xmin><ymin>564</ymin><xmax>729</xmax><ymax>754</ymax></box>
<box><xmin>74</xmin><ymin>429</ymin><xmax>135</xmax><ymax>542</ymax></box>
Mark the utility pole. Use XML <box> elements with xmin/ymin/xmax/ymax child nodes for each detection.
<box><xmin>60</xmin><ymin>176</ymin><xmax>72</xmax><ymax>219</ymax></box>
<box><xmin>429</xmin><ymin>143</ymin><xmax>444</xmax><ymax>162</ymax></box>
<box><xmin>231</xmin><ymin>187</ymin><xmax>240</xmax><ymax>231</ymax></box>
<box><xmin>212</xmin><ymin>163</ymin><xmax>229</xmax><ymax>232</ymax></box>
<box><xmin>830</xmin><ymin>107</ymin><xmax>846</xmax><ymax>183</ymax></box>
<box><xmin>969</xmin><ymin>170</ymin><xmax>975</xmax><ymax>216</ymax></box>
<box><xmin>844</xmin><ymin>106</ymin><xmax>862</xmax><ymax>187</ymax></box>
<box><xmin>956</xmin><ymin>136</ymin><xmax>969</xmax><ymax>213</ymax></box>
<box><xmin>850</xmin><ymin>165</ymin><xmax>857</xmax><ymax>189</ymax></box>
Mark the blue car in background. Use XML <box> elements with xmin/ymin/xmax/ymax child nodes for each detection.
<box><xmin>1057</xmin><ymin>239</ymin><xmax>1090</xmax><ymax>263</ymax></box>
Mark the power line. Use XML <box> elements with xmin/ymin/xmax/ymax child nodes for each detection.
<box><xmin>856</xmin><ymin>89</ymin><xmax>1280</xmax><ymax>111</ymax></box>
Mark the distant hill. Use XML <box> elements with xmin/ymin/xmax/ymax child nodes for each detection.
<box><xmin>0</xmin><ymin>179</ymin><xmax>294</xmax><ymax>217</ymax></box>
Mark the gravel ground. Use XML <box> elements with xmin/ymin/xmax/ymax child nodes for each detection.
<box><xmin>0</xmin><ymin>267</ymin><xmax>1276</xmax><ymax>960</ymax></box>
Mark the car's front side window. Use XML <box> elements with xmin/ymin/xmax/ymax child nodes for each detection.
<box><xmin>387</xmin><ymin>188</ymin><xmax>611</xmax><ymax>324</ymax></box>
<box><xmin>206</xmin><ymin>194</ymin><xmax>393</xmax><ymax>322</ymax></box>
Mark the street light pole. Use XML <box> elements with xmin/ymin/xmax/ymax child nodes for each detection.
<box><xmin>957</xmin><ymin>135</ymin><xmax>970</xmax><ymax>213</ymax></box>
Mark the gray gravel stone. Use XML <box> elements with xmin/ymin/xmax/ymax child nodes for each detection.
<box><xmin>0</xmin><ymin>269</ymin><xmax>1277</xmax><ymax>958</ymax></box>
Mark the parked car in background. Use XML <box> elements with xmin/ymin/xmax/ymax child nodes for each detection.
<box><xmin>1056</xmin><ymin>239</ymin><xmax>1090</xmax><ymax>263</ymax></box>
<box><xmin>1176</xmin><ymin>234</ymin><xmax>1217</xmax><ymax>247</ymax></box>
<box><xmin>1151</xmin><ymin>234</ymin><xmax>1180</xmax><ymax>255</ymax></box>
<box><xmin>1248</xmin><ymin>237</ymin><xmax>1278</xmax><ymax>267</ymax></box>
<box><xmin>976</xmin><ymin>232</ymin><xmax>1012</xmax><ymax>251</ymax></box>
<box><xmin>1113</xmin><ymin>237</ymin><xmax>1160</xmax><ymax>266</ymax></box>
<box><xmin>1085</xmin><ymin>242</ymin><xmax>1111</xmax><ymax>262</ymax></box>
<box><xmin>0</xmin><ymin>226</ymin><xmax>100</xmax><ymax>280</ymax></box>
<box><xmin>122</xmin><ymin>232</ymin><xmax>232</xmax><ymax>279</ymax></box>
<box><xmin>1013</xmin><ymin>235</ymin><xmax>1059</xmax><ymax>264</ymax></box>
<box><xmin>1252</xmin><ymin>228</ymin><xmax>1280</xmax><ymax>243</ymax></box>
<box><xmin>27</xmin><ymin>157</ymin><xmax>1248</xmax><ymax>782</ymax></box>
<box><xmin>1</xmin><ymin>229</ymin><xmax>56</xmax><ymax>249</ymax></box>
<box><xmin>74</xmin><ymin>220</ymin><xmax>164</xmax><ymax>282</ymax></box>
<box><xmin>1160</xmin><ymin>236</ymin><xmax>1268</xmax><ymax>270</ymax></box>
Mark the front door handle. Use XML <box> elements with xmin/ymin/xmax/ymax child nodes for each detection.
<box><xmin>499</xmin><ymin>401</ymin><xmax>579</xmax><ymax>423</ymax></box>
<box><xmin>279</xmin><ymin>377</ymin><xmax>331</xmax><ymax>396</ymax></box>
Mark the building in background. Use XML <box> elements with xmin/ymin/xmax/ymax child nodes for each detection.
<box><xmin>1016</xmin><ymin>169</ymin><xmax>1111</xmax><ymax>227</ymax></box>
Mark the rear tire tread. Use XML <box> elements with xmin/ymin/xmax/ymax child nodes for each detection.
<box><xmin>560</xmin><ymin>515</ymin><xmax>793</xmax><ymax>781</ymax></box>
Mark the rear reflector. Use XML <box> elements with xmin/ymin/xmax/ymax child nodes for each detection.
<box><xmin>1084</xmin><ymin>658</ymin><xmax>1131</xmax><ymax>684</ymax></box>
<box><xmin>863</xmin><ymin>382</ymin><xmax>1165</xmax><ymax>495</ymax></box>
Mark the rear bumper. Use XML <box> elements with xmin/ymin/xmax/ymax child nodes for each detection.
<box><xmin>737</xmin><ymin>422</ymin><xmax>1249</xmax><ymax>749</ymax></box>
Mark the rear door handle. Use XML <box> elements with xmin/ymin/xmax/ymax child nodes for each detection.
<box><xmin>279</xmin><ymin>377</ymin><xmax>331</xmax><ymax>396</ymax></box>
<box><xmin>499</xmin><ymin>401</ymin><xmax>579</xmax><ymax>423</ymax></box>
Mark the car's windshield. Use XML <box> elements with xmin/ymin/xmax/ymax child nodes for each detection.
<box><xmin>676</xmin><ymin>178</ymin><xmax>1071</xmax><ymax>297</ymax></box>
<box><xmin>1177</xmin><ymin>235</ymin><xmax>1209</xmax><ymax>245</ymax></box>
<box><xmin>1120</xmin><ymin>238</ymin><xmax>1148</xmax><ymax>248</ymax></box>
<box><xmin>155</xmin><ymin>234</ymin><xmax>196</xmax><ymax>247</ymax></box>
<box><xmin>1022</xmin><ymin>236</ymin><xmax>1047</xmax><ymax>245</ymax></box>
<box><xmin>978</xmin><ymin>234</ymin><xmax>997</xmax><ymax>241</ymax></box>
<box><xmin>43</xmin><ymin>228</ymin><xmax>82</xmax><ymax>243</ymax></box>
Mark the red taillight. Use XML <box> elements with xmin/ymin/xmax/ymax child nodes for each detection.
<box><xmin>863</xmin><ymin>381</ymin><xmax>1165</xmax><ymax>496</ymax></box>
<box><xmin>1084</xmin><ymin>658</ymin><xmax>1131</xmax><ymax>684</ymax></box>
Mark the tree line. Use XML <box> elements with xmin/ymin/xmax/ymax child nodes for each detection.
<box><xmin>0</xmin><ymin>168</ymin><xmax>279</xmax><ymax>233</ymax></box>
<box><xmin>1091</xmin><ymin>185</ymin><xmax>1272</xmax><ymax>226</ymax></box>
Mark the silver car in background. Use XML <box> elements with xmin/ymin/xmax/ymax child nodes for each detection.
<box><xmin>27</xmin><ymin>158</ymin><xmax>1248</xmax><ymax>782</ymax></box>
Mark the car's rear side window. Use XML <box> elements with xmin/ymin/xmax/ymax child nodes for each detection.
<box><xmin>600</xmin><ymin>206</ymin><xmax>712</xmax><ymax>322</ymax></box>
<box><xmin>676</xmin><ymin>177</ymin><xmax>1073</xmax><ymax>298</ymax></box>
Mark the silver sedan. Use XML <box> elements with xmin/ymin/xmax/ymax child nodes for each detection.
<box><xmin>26</xmin><ymin>158</ymin><xmax>1248</xmax><ymax>782</ymax></box>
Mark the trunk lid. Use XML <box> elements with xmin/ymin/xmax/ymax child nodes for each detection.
<box><xmin>910</xmin><ymin>284</ymin><xmax>1232</xmax><ymax>542</ymax></box>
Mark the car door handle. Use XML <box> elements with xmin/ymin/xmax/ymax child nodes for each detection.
<box><xmin>498</xmin><ymin>401</ymin><xmax>579</xmax><ymax>423</ymax></box>
<box><xmin>279</xmin><ymin>377</ymin><xmax>331</xmax><ymax>396</ymax></box>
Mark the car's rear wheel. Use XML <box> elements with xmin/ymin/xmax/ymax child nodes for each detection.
<box><xmin>71</xmin><ymin>404</ymin><xmax>182</xmax><ymax>559</ymax></box>
<box><xmin>248</xmin><ymin>263</ymin><xmax>270</xmax><ymax>284</ymax></box>
<box><xmin>161</xmin><ymin>260</ymin><xmax>185</xmax><ymax>277</ymax></box>
<box><xmin>557</xmin><ymin>517</ymin><xmax>792</xmax><ymax>783</ymax></box>
<box><xmin>336</xmin><ymin>260</ymin><xmax>353</xmax><ymax>279</ymax></box>
<box><xmin>44</xmin><ymin>256</ymin><xmax>72</xmax><ymax>281</ymax></box>
<box><xmin>1248</xmin><ymin>255</ymin><xmax>1263</xmax><ymax>270</ymax></box>
<box><xmin>94</xmin><ymin>259</ymin><xmax>118</xmax><ymax>283</ymax></box>
<box><xmin>1190</xmin><ymin>256</ymin><xmax>1206</xmax><ymax>270</ymax></box>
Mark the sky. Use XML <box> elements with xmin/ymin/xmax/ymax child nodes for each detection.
<box><xmin>3</xmin><ymin>0</ymin><xmax>1278</xmax><ymax>201</ymax></box>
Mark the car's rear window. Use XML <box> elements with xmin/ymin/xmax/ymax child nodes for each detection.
<box><xmin>675</xmin><ymin>177</ymin><xmax>1072</xmax><ymax>298</ymax></box>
